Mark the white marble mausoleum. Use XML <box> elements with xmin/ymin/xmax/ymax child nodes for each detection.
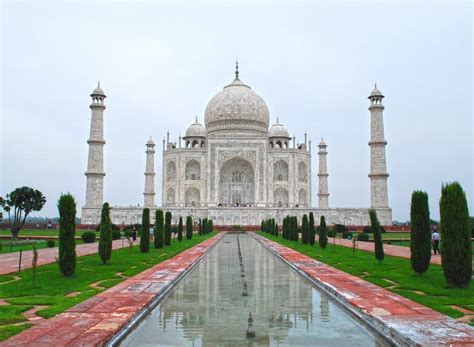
<box><xmin>81</xmin><ymin>64</ymin><xmax>392</xmax><ymax>226</ymax></box>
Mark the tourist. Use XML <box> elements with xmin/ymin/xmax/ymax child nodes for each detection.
<box><xmin>132</xmin><ymin>226</ymin><xmax>137</xmax><ymax>242</ymax></box>
<box><xmin>432</xmin><ymin>226</ymin><xmax>440</xmax><ymax>255</ymax></box>
<box><xmin>149</xmin><ymin>226</ymin><xmax>154</xmax><ymax>242</ymax></box>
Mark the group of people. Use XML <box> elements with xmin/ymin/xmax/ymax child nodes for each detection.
<box><xmin>217</xmin><ymin>202</ymin><xmax>254</xmax><ymax>208</ymax></box>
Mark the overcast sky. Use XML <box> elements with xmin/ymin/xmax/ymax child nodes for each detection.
<box><xmin>1</xmin><ymin>1</ymin><xmax>472</xmax><ymax>222</ymax></box>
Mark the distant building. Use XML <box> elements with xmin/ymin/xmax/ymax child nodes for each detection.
<box><xmin>81</xmin><ymin>64</ymin><xmax>392</xmax><ymax>226</ymax></box>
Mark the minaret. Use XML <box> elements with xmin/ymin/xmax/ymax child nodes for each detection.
<box><xmin>368</xmin><ymin>84</ymin><xmax>389</xmax><ymax>208</ymax></box>
<box><xmin>144</xmin><ymin>137</ymin><xmax>156</xmax><ymax>208</ymax></box>
<box><xmin>84</xmin><ymin>83</ymin><xmax>106</xmax><ymax>208</ymax></box>
<box><xmin>317</xmin><ymin>139</ymin><xmax>329</xmax><ymax>208</ymax></box>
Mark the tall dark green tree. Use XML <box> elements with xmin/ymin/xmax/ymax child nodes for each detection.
<box><xmin>154</xmin><ymin>209</ymin><xmax>164</xmax><ymax>249</ymax></box>
<box><xmin>186</xmin><ymin>216</ymin><xmax>193</xmax><ymax>240</ymax></box>
<box><xmin>98</xmin><ymin>202</ymin><xmax>112</xmax><ymax>264</ymax></box>
<box><xmin>309</xmin><ymin>212</ymin><xmax>315</xmax><ymax>246</ymax></box>
<box><xmin>369</xmin><ymin>209</ymin><xmax>384</xmax><ymax>263</ymax></box>
<box><xmin>164</xmin><ymin>212</ymin><xmax>172</xmax><ymax>245</ymax></box>
<box><xmin>57</xmin><ymin>193</ymin><xmax>77</xmax><ymax>276</ymax></box>
<box><xmin>208</xmin><ymin>219</ymin><xmax>213</xmax><ymax>233</ymax></box>
<box><xmin>302</xmin><ymin>214</ymin><xmax>309</xmax><ymax>244</ymax></box>
<box><xmin>410</xmin><ymin>191</ymin><xmax>431</xmax><ymax>274</ymax></box>
<box><xmin>274</xmin><ymin>222</ymin><xmax>279</xmax><ymax>237</ymax></box>
<box><xmin>140</xmin><ymin>208</ymin><xmax>150</xmax><ymax>253</ymax></box>
<box><xmin>440</xmin><ymin>182</ymin><xmax>472</xmax><ymax>287</ymax></box>
<box><xmin>318</xmin><ymin>215</ymin><xmax>328</xmax><ymax>249</ymax></box>
<box><xmin>177</xmin><ymin>217</ymin><xmax>183</xmax><ymax>241</ymax></box>
<box><xmin>292</xmin><ymin>217</ymin><xmax>298</xmax><ymax>241</ymax></box>
<box><xmin>198</xmin><ymin>218</ymin><xmax>202</xmax><ymax>236</ymax></box>
<box><xmin>202</xmin><ymin>218</ymin><xmax>208</xmax><ymax>235</ymax></box>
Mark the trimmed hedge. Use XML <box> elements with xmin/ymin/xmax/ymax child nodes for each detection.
<box><xmin>112</xmin><ymin>230</ymin><xmax>121</xmax><ymax>240</ymax></box>
<box><xmin>47</xmin><ymin>240</ymin><xmax>55</xmax><ymax>248</ymax></box>
<box><xmin>357</xmin><ymin>233</ymin><xmax>369</xmax><ymax>241</ymax></box>
<box><xmin>81</xmin><ymin>231</ymin><xmax>96</xmax><ymax>243</ymax></box>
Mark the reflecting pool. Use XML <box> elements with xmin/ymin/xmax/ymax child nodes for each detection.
<box><xmin>121</xmin><ymin>234</ymin><xmax>388</xmax><ymax>346</ymax></box>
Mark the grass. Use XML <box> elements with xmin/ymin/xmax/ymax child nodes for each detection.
<box><xmin>259</xmin><ymin>232</ymin><xmax>473</xmax><ymax>323</ymax></box>
<box><xmin>0</xmin><ymin>232</ymin><xmax>217</xmax><ymax>341</ymax></box>
<box><xmin>0</xmin><ymin>229</ymin><xmax>98</xmax><ymax>237</ymax></box>
<box><xmin>0</xmin><ymin>240</ymin><xmax>85</xmax><ymax>254</ymax></box>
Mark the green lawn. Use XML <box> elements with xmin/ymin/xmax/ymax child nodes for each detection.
<box><xmin>259</xmin><ymin>233</ymin><xmax>473</xmax><ymax>325</ymax></box>
<box><xmin>350</xmin><ymin>232</ymin><xmax>410</xmax><ymax>239</ymax></box>
<box><xmin>0</xmin><ymin>240</ymin><xmax>86</xmax><ymax>254</ymax></box>
<box><xmin>0</xmin><ymin>229</ymin><xmax>98</xmax><ymax>237</ymax></box>
<box><xmin>0</xmin><ymin>232</ymin><xmax>217</xmax><ymax>341</ymax></box>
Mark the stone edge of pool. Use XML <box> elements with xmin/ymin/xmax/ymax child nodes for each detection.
<box><xmin>252</xmin><ymin>233</ymin><xmax>474</xmax><ymax>346</ymax></box>
<box><xmin>0</xmin><ymin>233</ymin><xmax>225</xmax><ymax>347</ymax></box>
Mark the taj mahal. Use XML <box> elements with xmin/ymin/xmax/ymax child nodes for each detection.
<box><xmin>81</xmin><ymin>63</ymin><xmax>392</xmax><ymax>226</ymax></box>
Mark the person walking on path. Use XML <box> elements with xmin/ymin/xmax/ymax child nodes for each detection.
<box><xmin>132</xmin><ymin>226</ymin><xmax>137</xmax><ymax>242</ymax></box>
<box><xmin>432</xmin><ymin>226</ymin><xmax>440</xmax><ymax>255</ymax></box>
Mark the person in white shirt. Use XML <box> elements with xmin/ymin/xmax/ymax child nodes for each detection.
<box><xmin>432</xmin><ymin>226</ymin><xmax>440</xmax><ymax>255</ymax></box>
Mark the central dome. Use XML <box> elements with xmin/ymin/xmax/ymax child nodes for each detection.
<box><xmin>204</xmin><ymin>70</ymin><xmax>270</xmax><ymax>135</ymax></box>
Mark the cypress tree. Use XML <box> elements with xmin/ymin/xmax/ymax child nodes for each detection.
<box><xmin>440</xmin><ymin>182</ymin><xmax>472</xmax><ymax>287</ymax></box>
<box><xmin>410</xmin><ymin>191</ymin><xmax>431</xmax><ymax>274</ymax></box>
<box><xmin>275</xmin><ymin>222</ymin><xmax>279</xmax><ymax>237</ymax></box>
<box><xmin>369</xmin><ymin>209</ymin><xmax>384</xmax><ymax>263</ymax></box>
<box><xmin>154</xmin><ymin>209</ymin><xmax>164</xmax><ymax>249</ymax></box>
<box><xmin>309</xmin><ymin>212</ymin><xmax>315</xmax><ymax>246</ymax></box>
<box><xmin>177</xmin><ymin>216</ymin><xmax>183</xmax><ymax>241</ymax></box>
<box><xmin>291</xmin><ymin>217</ymin><xmax>296</xmax><ymax>241</ymax></box>
<box><xmin>164</xmin><ymin>211</ymin><xmax>172</xmax><ymax>245</ymax></box>
<box><xmin>202</xmin><ymin>218</ymin><xmax>208</xmax><ymax>235</ymax></box>
<box><xmin>198</xmin><ymin>218</ymin><xmax>202</xmax><ymax>236</ymax></box>
<box><xmin>98</xmin><ymin>202</ymin><xmax>112</xmax><ymax>263</ymax></box>
<box><xmin>57</xmin><ymin>193</ymin><xmax>77</xmax><ymax>276</ymax></box>
<box><xmin>319</xmin><ymin>215</ymin><xmax>328</xmax><ymax>249</ymax></box>
<box><xmin>186</xmin><ymin>216</ymin><xmax>193</xmax><ymax>240</ymax></box>
<box><xmin>302</xmin><ymin>214</ymin><xmax>309</xmax><ymax>244</ymax></box>
<box><xmin>140</xmin><ymin>208</ymin><xmax>150</xmax><ymax>253</ymax></box>
<box><xmin>271</xmin><ymin>218</ymin><xmax>276</xmax><ymax>235</ymax></box>
<box><xmin>208</xmin><ymin>219</ymin><xmax>213</xmax><ymax>233</ymax></box>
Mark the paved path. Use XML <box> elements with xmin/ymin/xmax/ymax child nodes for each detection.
<box><xmin>0</xmin><ymin>239</ymin><xmax>130</xmax><ymax>275</ymax></box>
<box><xmin>255</xmin><ymin>234</ymin><xmax>473</xmax><ymax>346</ymax></box>
<box><xmin>328</xmin><ymin>236</ymin><xmax>442</xmax><ymax>265</ymax></box>
<box><xmin>1</xmin><ymin>233</ymin><xmax>223</xmax><ymax>346</ymax></box>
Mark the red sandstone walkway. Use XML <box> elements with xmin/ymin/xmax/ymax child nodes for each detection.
<box><xmin>255</xmin><ymin>234</ymin><xmax>474</xmax><ymax>346</ymax></box>
<box><xmin>0</xmin><ymin>239</ymin><xmax>130</xmax><ymax>275</ymax></box>
<box><xmin>1</xmin><ymin>233</ymin><xmax>224</xmax><ymax>346</ymax></box>
<box><xmin>328</xmin><ymin>236</ymin><xmax>442</xmax><ymax>265</ymax></box>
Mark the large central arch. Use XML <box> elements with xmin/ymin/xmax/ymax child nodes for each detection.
<box><xmin>218</xmin><ymin>157</ymin><xmax>255</xmax><ymax>206</ymax></box>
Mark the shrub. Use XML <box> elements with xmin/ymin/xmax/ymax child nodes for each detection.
<box><xmin>177</xmin><ymin>217</ymin><xmax>183</xmax><ymax>242</ymax></box>
<box><xmin>309</xmin><ymin>212</ymin><xmax>315</xmax><ymax>246</ymax></box>
<box><xmin>327</xmin><ymin>229</ymin><xmax>336</xmax><ymax>238</ymax></box>
<box><xmin>140</xmin><ymin>208</ymin><xmax>150</xmax><ymax>253</ymax></box>
<box><xmin>318</xmin><ymin>216</ymin><xmax>328</xmax><ymax>249</ymax></box>
<box><xmin>124</xmin><ymin>230</ymin><xmax>132</xmax><ymax>239</ymax></box>
<box><xmin>81</xmin><ymin>231</ymin><xmax>96</xmax><ymax>243</ymax></box>
<box><xmin>410</xmin><ymin>191</ymin><xmax>432</xmax><ymax>275</ymax></box>
<box><xmin>342</xmin><ymin>231</ymin><xmax>353</xmax><ymax>239</ymax></box>
<box><xmin>47</xmin><ymin>240</ymin><xmax>55</xmax><ymax>248</ymax></box>
<box><xmin>111</xmin><ymin>224</ymin><xmax>121</xmax><ymax>231</ymax></box>
<box><xmin>164</xmin><ymin>212</ymin><xmax>172</xmax><ymax>245</ymax></box>
<box><xmin>369</xmin><ymin>209</ymin><xmax>384</xmax><ymax>263</ymax></box>
<box><xmin>186</xmin><ymin>216</ymin><xmax>193</xmax><ymax>240</ymax></box>
<box><xmin>440</xmin><ymin>182</ymin><xmax>472</xmax><ymax>287</ymax></box>
<box><xmin>357</xmin><ymin>232</ymin><xmax>369</xmax><ymax>242</ymax></box>
<box><xmin>57</xmin><ymin>193</ymin><xmax>76</xmax><ymax>277</ymax></box>
<box><xmin>154</xmin><ymin>210</ymin><xmax>164</xmax><ymax>249</ymax></box>
<box><xmin>363</xmin><ymin>226</ymin><xmax>372</xmax><ymax>233</ymax></box>
<box><xmin>98</xmin><ymin>202</ymin><xmax>113</xmax><ymax>264</ymax></box>
<box><xmin>112</xmin><ymin>230</ymin><xmax>121</xmax><ymax>240</ymax></box>
<box><xmin>334</xmin><ymin>224</ymin><xmax>348</xmax><ymax>233</ymax></box>
<box><xmin>302</xmin><ymin>214</ymin><xmax>309</xmax><ymax>244</ymax></box>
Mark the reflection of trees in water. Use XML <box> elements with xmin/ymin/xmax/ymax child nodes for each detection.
<box><xmin>320</xmin><ymin>293</ymin><xmax>330</xmax><ymax>323</ymax></box>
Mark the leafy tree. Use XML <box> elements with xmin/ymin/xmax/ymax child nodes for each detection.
<box><xmin>1</xmin><ymin>187</ymin><xmax>46</xmax><ymax>239</ymax></box>
<box><xmin>410</xmin><ymin>191</ymin><xmax>431</xmax><ymax>274</ymax></box>
<box><xmin>369</xmin><ymin>209</ymin><xmax>384</xmax><ymax>263</ymax></box>
<box><xmin>318</xmin><ymin>216</ymin><xmax>328</xmax><ymax>249</ymax></box>
<box><xmin>98</xmin><ymin>202</ymin><xmax>113</xmax><ymax>264</ymax></box>
<box><xmin>154</xmin><ymin>209</ymin><xmax>164</xmax><ymax>249</ymax></box>
<box><xmin>186</xmin><ymin>216</ymin><xmax>193</xmax><ymax>240</ymax></box>
<box><xmin>177</xmin><ymin>217</ymin><xmax>183</xmax><ymax>241</ymax></box>
<box><xmin>440</xmin><ymin>182</ymin><xmax>472</xmax><ymax>287</ymax></box>
<box><xmin>164</xmin><ymin>212</ymin><xmax>172</xmax><ymax>245</ymax></box>
<box><xmin>57</xmin><ymin>193</ymin><xmax>77</xmax><ymax>276</ymax></box>
<box><xmin>302</xmin><ymin>214</ymin><xmax>309</xmax><ymax>244</ymax></box>
<box><xmin>140</xmin><ymin>208</ymin><xmax>150</xmax><ymax>253</ymax></box>
<box><xmin>309</xmin><ymin>212</ymin><xmax>315</xmax><ymax>246</ymax></box>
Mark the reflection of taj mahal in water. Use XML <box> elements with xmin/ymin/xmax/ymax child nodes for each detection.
<box><xmin>81</xmin><ymin>63</ymin><xmax>392</xmax><ymax>225</ymax></box>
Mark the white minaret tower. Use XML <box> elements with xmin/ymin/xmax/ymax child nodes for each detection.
<box><xmin>84</xmin><ymin>83</ymin><xmax>106</xmax><ymax>209</ymax></box>
<box><xmin>368</xmin><ymin>84</ymin><xmax>389</xmax><ymax>209</ymax></box>
<box><xmin>317</xmin><ymin>139</ymin><xmax>329</xmax><ymax>208</ymax></box>
<box><xmin>143</xmin><ymin>137</ymin><xmax>156</xmax><ymax>208</ymax></box>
